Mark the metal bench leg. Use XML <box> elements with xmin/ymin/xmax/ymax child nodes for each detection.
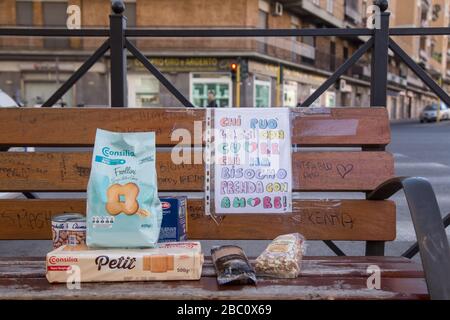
<box><xmin>368</xmin><ymin>177</ymin><xmax>450</xmax><ymax>300</ymax></box>
<box><xmin>365</xmin><ymin>241</ymin><xmax>385</xmax><ymax>256</ymax></box>
<box><xmin>323</xmin><ymin>240</ymin><xmax>346</xmax><ymax>256</ymax></box>
<box><xmin>402</xmin><ymin>213</ymin><xmax>450</xmax><ymax>259</ymax></box>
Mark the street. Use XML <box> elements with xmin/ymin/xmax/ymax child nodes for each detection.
<box><xmin>1</xmin><ymin>120</ymin><xmax>449</xmax><ymax>258</ymax></box>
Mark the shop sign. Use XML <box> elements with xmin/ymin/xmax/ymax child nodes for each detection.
<box><xmin>130</xmin><ymin>57</ymin><xmax>231</xmax><ymax>72</ymax></box>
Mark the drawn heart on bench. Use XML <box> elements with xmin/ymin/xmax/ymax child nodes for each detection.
<box><xmin>247</xmin><ymin>197</ymin><xmax>261</xmax><ymax>207</ymax></box>
<box><xmin>337</xmin><ymin>164</ymin><xmax>354</xmax><ymax>179</ymax></box>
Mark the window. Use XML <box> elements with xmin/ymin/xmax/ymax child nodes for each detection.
<box><xmin>327</xmin><ymin>0</ymin><xmax>334</xmax><ymax>13</ymax></box>
<box><xmin>309</xmin><ymin>88</ymin><xmax>321</xmax><ymax>107</ymax></box>
<box><xmin>128</xmin><ymin>75</ymin><xmax>160</xmax><ymax>107</ymax></box>
<box><xmin>125</xmin><ymin>1</ymin><xmax>137</xmax><ymax>44</ymax></box>
<box><xmin>325</xmin><ymin>91</ymin><xmax>336</xmax><ymax>107</ymax></box>
<box><xmin>258</xmin><ymin>10</ymin><xmax>268</xmax><ymax>29</ymax></box>
<box><xmin>25</xmin><ymin>81</ymin><xmax>73</xmax><ymax>107</ymax></box>
<box><xmin>330</xmin><ymin>41</ymin><xmax>336</xmax><ymax>70</ymax></box>
<box><xmin>291</xmin><ymin>24</ymin><xmax>300</xmax><ymax>43</ymax></box>
<box><xmin>361</xmin><ymin>0</ymin><xmax>367</xmax><ymax>24</ymax></box>
<box><xmin>125</xmin><ymin>2</ymin><xmax>136</xmax><ymax>27</ymax></box>
<box><xmin>43</xmin><ymin>1</ymin><xmax>69</xmax><ymax>49</ymax></box>
<box><xmin>16</xmin><ymin>1</ymin><xmax>33</xmax><ymax>26</ymax></box>
<box><xmin>258</xmin><ymin>10</ymin><xmax>269</xmax><ymax>54</ymax></box>
<box><xmin>420</xmin><ymin>36</ymin><xmax>427</xmax><ymax>50</ymax></box>
<box><xmin>43</xmin><ymin>2</ymin><xmax>67</xmax><ymax>26</ymax></box>
<box><xmin>346</xmin><ymin>0</ymin><xmax>358</xmax><ymax>9</ymax></box>
<box><xmin>283</xmin><ymin>80</ymin><xmax>298</xmax><ymax>107</ymax></box>
<box><xmin>302</xmin><ymin>24</ymin><xmax>315</xmax><ymax>47</ymax></box>
<box><xmin>254</xmin><ymin>78</ymin><xmax>271</xmax><ymax>107</ymax></box>
<box><xmin>300</xmin><ymin>24</ymin><xmax>315</xmax><ymax>64</ymax></box>
<box><xmin>190</xmin><ymin>73</ymin><xmax>232</xmax><ymax>108</ymax></box>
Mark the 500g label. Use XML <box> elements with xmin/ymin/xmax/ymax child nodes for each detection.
<box><xmin>221</xmin><ymin>304</ymin><xmax>271</xmax><ymax>315</ymax></box>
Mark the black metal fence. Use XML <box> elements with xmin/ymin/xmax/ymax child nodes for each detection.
<box><xmin>1</xmin><ymin>0</ymin><xmax>450</xmax><ymax>109</ymax></box>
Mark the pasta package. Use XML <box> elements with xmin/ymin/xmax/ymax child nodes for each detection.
<box><xmin>255</xmin><ymin>233</ymin><xmax>306</xmax><ymax>278</ymax></box>
<box><xmin>87</xmin><ymin>129</ymin><xmax>162</xmax><ymax>248</ymax></box>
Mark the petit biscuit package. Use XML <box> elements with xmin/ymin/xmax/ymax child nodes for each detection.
<box><xmin>46</xmin><ymin>242</ymin><xmax>203</xmax><ymax>283</ymax></box>
<box><xmin>87</xmin><ymin>129</ymin><xmax>162</xmax><ymax>248</ymax></box>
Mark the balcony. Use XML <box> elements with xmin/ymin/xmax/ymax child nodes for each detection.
<box><xmin>257</xmin><ymin>38</ymin><xmax>316</xmax><ymax>60</ymax></box>
<box><xmin>296</xmin><ymin>42</ymin><xmax>315</xmax><ymax>60</ymax></box>
<box><xmin>400</xmin><ymin>78</ymin><xmax>408</xmax><ymax>86</ymax></box>
<box><xmin>278</xmin><ymin>0</ymin><xmax>344</xmax><ymax>28</ymax></box>
<box><xmin>420</xmin><ymin>49</ymin><xmax>429</xmax><ymax>62</ymax></box>
<box><xmin>388</xmin><ymin>72</ymin><xmax>399</xmax><ymax>83</ymax></box>
<box><xmin>432</xmin><ymin>52</ymin><xmax>442</xmax><ymax>64</ymax></box>
<box><xmin>313</xmin><ymin>50</ymin><xmax>368</xmax><ymax>78</ymax></box>
<box><xmin>422</xmin><ymin>0</ymin><xmax>431</xmax><ymax>9</ymax></box>
<box><xmin>345</xmin><ymin>5</ymin><xmax>362</xmax><ymax>24</ymax></box>
<box><xmin>407</xmin><ymin>75</ymin><xmax>424</xmax><ymax>87</ymax></box>
<box><xmin>363</xmin><ymin>65</ymin><xmax>371</xmax><ymax>77</ymax></box>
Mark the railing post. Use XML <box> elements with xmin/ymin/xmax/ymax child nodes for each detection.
<box><xmin>110</xmin><ymin>1</ymin><xmax>128</xmax><ymax>107</ymax></box>
<box><xmin>370</xmin><ymin>1</ymin><xmax>390</xmax><ymax>107</ymax></box>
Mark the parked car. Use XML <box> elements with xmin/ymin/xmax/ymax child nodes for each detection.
<box><xmin>0</xmin><ymin>89</ymin><xmax>19</xmax><ymax>107</ymax></box>
<box><xmin>419</xmin><ymin>103</ymin><xmax>450</xmax><ymax>123</ymax></box>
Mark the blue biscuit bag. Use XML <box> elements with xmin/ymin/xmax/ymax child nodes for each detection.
<box><xmin>87</xmin><ymin>129</ymin><xmax>162</xmax><ymax>248</ymax></box>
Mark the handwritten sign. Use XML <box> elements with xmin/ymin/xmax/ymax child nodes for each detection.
<box><xmin>213</xmin><ymin>108</ymin><xmax>292</xmax><ymax>214</ymax></box>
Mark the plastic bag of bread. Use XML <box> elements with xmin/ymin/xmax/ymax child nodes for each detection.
<box><xmin>255</xmin><ymin>233</ymin><xmax>305</xmax><ymax>278</ymax></box>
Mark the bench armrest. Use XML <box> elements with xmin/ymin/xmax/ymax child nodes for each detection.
<box><xmin>368</xmin><ymin>177</ymin><xmax>450</xmax><ymax>300</ymax></box>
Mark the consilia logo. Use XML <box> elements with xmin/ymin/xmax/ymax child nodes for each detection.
<box><xmin>102</xmin><ymin>147</ymin><xmax>135</xmax><ymax>157</ymax></box>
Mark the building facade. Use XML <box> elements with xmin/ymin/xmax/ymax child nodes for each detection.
<box><xmin>0</xmin><ymin>0</ymin><xmax>448</xmax><ymax>119</ymax></box>
<box><xmin>389</xmin><ymin>0</ymin><xmax>449</xmax><ymax>119</ymax></box>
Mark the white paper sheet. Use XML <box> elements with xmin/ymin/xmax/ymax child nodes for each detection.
<box><xmin>213</xmin><ymin>108</ymin><xmax>292</xmax><ymax>214</ymax></box>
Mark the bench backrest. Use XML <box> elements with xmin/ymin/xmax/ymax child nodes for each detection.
<box><xmin>0</xmin><ymin>107</ymin><xmax>395</xmax><ymax>242</ymax></box>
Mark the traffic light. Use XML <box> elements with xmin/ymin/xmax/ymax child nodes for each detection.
<box><xmin>230</xmin><ymin>62</ymin><xmax>238</xmax><ymax>81</ymax></box>
<box><xmin>240</xmin><ymin>59</ymin><xmax>249</xmax><ymax>80</ymax></box>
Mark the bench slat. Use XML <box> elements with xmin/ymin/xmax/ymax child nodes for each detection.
<box><xmin>0</xmin><ymin>256</ymin><xmax>424</xmax><ymax>279</ymax></box>
<box><xmin>0</xmin><ymin>151</ymin><xmax>394</xmax><ymax>192</ymax></box>
<box><xmin>0</xmin><ymin>275</ymin><xmax>428</xmax><ymax>300</ymax></box>
<box><xmin>0</xmin><ymin>199</ymin><xmax>395</xmax><ymax>241</ymax></box>
<box><xmin>0</xmin><ymin>107</ymin><xmax>390</xmax><ymax>147</ymax></box>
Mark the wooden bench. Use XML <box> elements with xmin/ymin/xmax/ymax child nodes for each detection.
<box><xmin>0</xmin><ymin>107</ymin><xmax>449</xmax><ymax>300</ymax></box>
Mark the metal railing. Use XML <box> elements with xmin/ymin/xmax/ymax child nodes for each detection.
<box><xmin>1</xmin><ymin>1</ymin><xmax>450</xmax><ymax>109</ymax></box>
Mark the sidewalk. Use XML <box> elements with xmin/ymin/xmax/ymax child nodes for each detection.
<box><xmin>390</xmin><ymin>118</ymin><xmax>419</xmax><ymax>124</ymax></box>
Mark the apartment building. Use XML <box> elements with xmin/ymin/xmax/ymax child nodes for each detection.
<box><xmin>388</xmin><ymin>0</ymin><xmax>449</xmax><ymax>119</ymax></box>
<box><xmin>0</xmin><ymin>0</ymin><xmax>447</xmax><ymax>119</ymax></box>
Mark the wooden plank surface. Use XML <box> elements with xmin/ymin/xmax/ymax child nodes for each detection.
<box><xmin>0</xmin><ymin>107</ymin><xmax>390</xmax><ymax>147</ymax></box>
<box><xmin>0</xmin><ymin>151</ymin><xmax>394</xmax><ymax>192</ymax></box>
<box><xmin>0</xmin><ymin>276</ymin><xmax>428</xmax><ymax>300</ymax></box>
<box><xmin>0</xmin><ymin>256</ymin><xmax>424</xmax><ymax>279</ymax></box>
<box><xmin>0</xmin><ymin>199</ymin><xmax>396</xmax><ymax>240</ymax></box>
<box><xmin>0</xmin><ymin>257</ymin><xmax>428</xmax><ymax>300</ymax></box>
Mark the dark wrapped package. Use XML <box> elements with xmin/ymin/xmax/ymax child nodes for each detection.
<box><xmin>211</xmin><ymin>245</ymin><xmax>257</xmax><ymax>285</ymax></box>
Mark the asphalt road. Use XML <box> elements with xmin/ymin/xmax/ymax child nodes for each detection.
<box><xmin>1</xmin><ymin>120</ymin><xmax>449</xmax><ymax>258</ymax></box>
